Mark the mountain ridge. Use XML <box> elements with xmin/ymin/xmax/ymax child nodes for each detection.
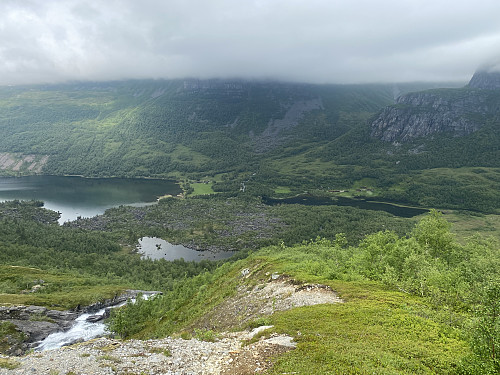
<box><xmin>468</xmin><ymin>69</ymin><xmax>500</xmax><ymax>89</ymax></box>
<box><xmin>370</xmin><ymin>71</ymin><xmax>500</xmax><ymax>142</ymax></box>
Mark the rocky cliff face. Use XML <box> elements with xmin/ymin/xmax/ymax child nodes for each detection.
<box><xmin>371</xmin><ymin>71</ymin><xmax>500</xmax><ymax>142</ymax></box>
<box><xmin>0</xmin><ymin>306</ymin><xmax>77</xmax><ymax>355</ymax></box>
<box><xmin>468</xmin><ymin>70</ymin><xmax>500</xmax><ymax>89</ymax></box>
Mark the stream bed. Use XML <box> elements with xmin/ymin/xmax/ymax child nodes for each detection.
<box><xmin>35</xmin><ymin>308</ymin><xmax>110</xmax><ymax>351</ymax></box>
<box><xmin>35</xmin><ymin>292</ymin><xmax>159</xmax><ymax>351</ymax></box>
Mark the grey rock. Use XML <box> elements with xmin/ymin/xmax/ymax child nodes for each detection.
<box><xmin>24</xmin><ymin>306</ymin><xmax>46</xmax><ymax>316</ymax></box>
<box><xmin>86</xmin><ymin>309</ymin><xmax>110</xmax><ymax>323</ymax></box>
<box><xmin>468</xmin><ymin>70</ymin><xmax>500</xmax><ymax>90</ymax></box>
<box><xmin>0</xmin><ymin>305</ymin><xmax>78</xmax><ymax>354</ymax></box>
<box><xmin>371</xmin><ymin>75</ymin><xmax>500</xmax><ymax>142</ymax></box>
<box><xmin>80</xmin><ymin>289</ymin><xmax>162</xmax><ymax>313</ymax></box>
<box><xmin>46</xmin><ymin>309</ymin><xmax>77</xmax><ymax>321</ymax></box>
<box><xmin>252</xmin><ymin>98</ymin><xmax>324</xmax><ymax>153</ymax></box>
<box><xmin>9</xmin><ymin>319</ymin><xmax>62</xmax><ymax>342</ymax></box>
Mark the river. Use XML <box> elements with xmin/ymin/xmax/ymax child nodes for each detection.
<box><xmin>0</xmin><ymin>175</ymin><xmax>181</xmax><ymax>223</ymax></box>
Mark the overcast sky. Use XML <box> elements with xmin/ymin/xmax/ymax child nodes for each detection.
<box><xmin>1</xmin><ymin>0</ymin><xmax>500</xmax><ymax>85</ymax></box>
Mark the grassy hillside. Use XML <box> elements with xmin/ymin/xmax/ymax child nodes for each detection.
<box><xmin>0</xmin><ymin>195</ymin><xmax>498</xmax><ymax>373</ymax></box>
<box><xmin>0</xmin><ymin>265</ymin><xmax>126</xmax><ymax>310</ymax></box>
<box><xmin>0</xmin><ymin>78</ymin><xmax>499</xmax><ymax>373</ymax></box>
<box><xmin>106</xmin><ymin>211</ymin><xmax>500</xmax><ymax>374</ymax></box>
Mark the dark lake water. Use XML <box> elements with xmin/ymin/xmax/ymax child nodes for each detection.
<box><xmin>0</xmin><ymin>175</ymin><xmax>181</xmax><ymax>223</ymax></box>
<box><xmin>262</xmin><ymin>195</ymin><xmax>428</xmax><ymax>218</ymax></box>
<box><xmin>137</xmin><ymin>237</ymin><xmax>235</xmax><ymax>262</ymax></box>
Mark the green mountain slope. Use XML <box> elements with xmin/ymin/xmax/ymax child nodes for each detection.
<box><xmin>2</xmin><ymin>78</ymin><xmax>499</xmax><ymax>213</ymax></box>
<box><xmin>0</xmin><ymin>80</ymin><xmax>458</xmax><ymax>177</ymax></box>
<box><xmin>2</xmin><ymin>199</ymin><xmax>498</xmax><ymax>373</ymax></box>
<box><xmin>0</xmin><ymin>80</ymin><xmax>397</xmax><ymax>177</ymax></box>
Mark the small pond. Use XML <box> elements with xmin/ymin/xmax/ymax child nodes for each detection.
<box><xmin>137</xmin><ymin>237</ymin><xmax>235</xmax><ymax>262</ymax></box>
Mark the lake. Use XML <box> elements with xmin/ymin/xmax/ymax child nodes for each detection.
<box><xmin>0</xmin><ymin>175</ymin><xmax>181</xmax><ymax>223</ymax></box>
<box><xmin>262</xmin><ymin>195</ymin><xmax>428</xmax><ymax>218</ymax></box>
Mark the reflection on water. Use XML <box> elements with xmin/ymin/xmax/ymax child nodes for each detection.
<box><xmin>137</xmin><ymin>237</ymin><xmax>235</xmax><ymax>262</ymax></box>
<box><xmin>0</xmin><ymin>175</ymin><xmax>181</xmax><ymax>223</ymax></box>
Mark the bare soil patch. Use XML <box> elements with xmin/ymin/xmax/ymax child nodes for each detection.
<box><xmin>196</xmin><ymin>271</ymin><xmax>343</xmax><ymax>331</ymax></box>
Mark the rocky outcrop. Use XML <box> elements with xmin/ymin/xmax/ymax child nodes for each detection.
<box><xmin>0</xmin><ymin>271</ymin><xmax>343</xmax><ymax>374</ymax></box>
<box><xmin>194</xmin><ymin>272</ymin><xmax>343</xmax><ymax>332</ymax></box>
<box><xmin>371</xmin><ymin>70</ymin><xmax>500</xmax><ymax>142</ymax></box>
<box><xmin>0</xmin><ymin>153</ymin><xmax>49</xmax><ymax>174</ymax></box>
<box><xmin>79</xmin><ymin>289</ymin><xmax>162</xmax><ymax>314</ymax></box>
<box><xmin>0</xmin><ymin>306</ymin><xmax>77</xmax><ymax>355</ymax></box>
<box><xmin>0</xmin><ymin>332</ymin><xmax>296</xmax><ymax>375</ymax></box>
<box><xmin>370</xmin><ymin>90</ymin><xmax>491</xmax><ymax>142</ymax></box>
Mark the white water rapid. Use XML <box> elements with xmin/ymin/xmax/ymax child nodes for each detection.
<box><xmin>35</xmin><ymin>308</ymin><xmax>110</xmax><ymax>351</ymax></box>
<box><xmin>35</xmin><ymin>292</ymin><xmax>157</xmax><ymax>351</ymax></box>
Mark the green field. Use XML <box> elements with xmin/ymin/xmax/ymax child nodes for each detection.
<box><xmin>0</xmin><ymin>265</ymin><xmax>126</xmax><ymax>309</ymax></box>
<box><xmin>189</xmin><ymin>182</ymin><xmax>216</xmax><ymax>196</ymax></box>
<box><xmin>273</xmin><ymin>186</ymin><xmax>292</xmax><ymax>194</ymax></box>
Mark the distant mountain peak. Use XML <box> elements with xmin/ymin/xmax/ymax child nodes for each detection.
<box><xmin>371</xmin><ymin>68</ymin><xmax>500</xmax><ymax>142</ymax></box>
<box><xmin>468</xmin><ymin>68</ymin><xmax>500</xmax><ymax>90</ymax></box>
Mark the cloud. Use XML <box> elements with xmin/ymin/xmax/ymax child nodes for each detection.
<box><xmin>0</xmin><ymin>0</ymin><xmax>500</xmax><ymax>85</ymax></box>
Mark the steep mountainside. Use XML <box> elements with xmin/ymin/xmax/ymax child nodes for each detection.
<box><xmin>468</xmin><ymin>70</ymin><xmax>500</xmax><ymax>89</ymax></box>
<box><xmin>0</xmin><ymin>80</ymin><xmax>389</xmax><ymax>177</ymax></box>
<box><xmin>370</xmin><ymin>71</ymin><xmax>500</xmax><ymax>142</ymax></box>
<box><xmin>0</xmin><ymin>80</ymin><xmax>453</xmax><ymax>179</ymax></box>
<box><xmin>358</xmin><ymin>72</ymin><xmax>500</xmax><ymax>212</ymax></box>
